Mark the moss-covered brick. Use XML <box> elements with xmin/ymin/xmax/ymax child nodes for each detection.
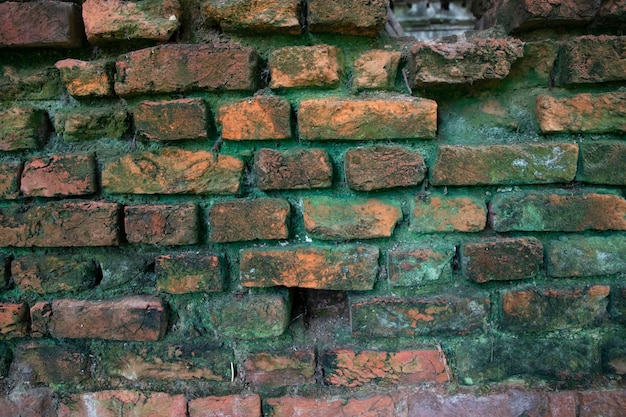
<box><xmin>0</xmin><ymin>1</ymin><xmax>82</xmax><ymax>48</ymax></box>
<box><xmin>82</xmin><ymin>0</ymin><xmax>181</xmax><ymax>44</ymax></box>
<box><xmin>462</xmin><ymin>237</ymin><xmax>544</xmax><ymax>283</ymax></box>
<box><xmin>431</xmin><ymin>143</ymin><xmax>578</xmax><ymax>186</ymax></box>
<box><xmin>269</xmin><ymin>45</ymin><xmax>342</xmax><ymax>89</ymax></box>
<box><xmin>125</xmin><ymin>204</ymin><xmax>199</xmax><ymax>245</ymax></box>
<box><xmin>321</xmin><ymin>349</ymin><xmax>449</xmax><ymax>387</ymax></box>
<box><xmin>0</xmin><ymin>161</ymin><xmax>21</xmax><ymax>200</ymax></box>
<box><xmin>244</xmin><ymin>350</ymin><xmax>315</xmax><ymax>387</ymax></box>
<box><xmin>455</xmin><ymin>335</ymin><xmax>599</xmax><ymax>384</ymax></box>
<box><xmin>298</xmin><ymin>96</ymin><xmax>437</xmax><ymax>140</ymax></box>
<box><xmin>501</xmin><ymin>286</ymin><xmax>609</xmax><ymax>332</ymax></box>
<box><xmin>0</xmin><ymin>342</ymin><xmax>11</xmax><ymax>377</ymax></box>
<box><xmin>0</xmin><ymin>255</ymin><xmax>9</xmax><ymax>290</ymax></box>
<box><xmin>156</xmin><ymin>252</ymin><xmax>224</xmax><ymax>294</ymax></box>
<box><xmin>603</xmin><ymin>336</ymin><xmax>626</xmax><ymax>375</ymax></box>
<box><xmin>508</xmin><ymin>40</ymin><xmax>558</xmax><ymax>87</ymax></box>
<box><xmin>114</xmin><ymin>44</ymin><xmax>259</xmax><ymax>96</ymax></box>
<box><xmin>0</xmin><ymin>107</ymin><xmax>49</xmax><ymax>151</ymax></box>
<box><xmin>303</xmin><ymin>197</ymin><xmax>402</xmax><ymax>240</ymax></box>
<box><xmin>345</xmin><ymin>145</ymin><xmax>426</xmax><ymax>191</ymax></box>
<box><xmin>21</xmin><ymin>154</ymin><xmax>97</xmax><ymax>197</ymax></box>
<box><xmin>535</xmin><ymin>92</ymin><xmax>626</xmax><ymax>134</ymax></box>
<box><xmin>12</xmin><ymin>255</ymin><xmax>97</xmax><ymax>294</ymax></box>
<box><xmin>210</xmin><ymin>293</ymin><xmax>290</xmax><ymax>339</ymax></box>
<box><xmin>189</xmin><ymin>394</ymin><xmax>261</xmax><ymax>417</ymax></box>
<box><xmin>546</xmin><ymin>235</ymin><xmax>626</xmax><ymax>278</ymax></box>
<box><xmin>54</xmin><ymin>107</ymin><xmax>128</xmax><ymax>141</ymax></box>
<box><xmin>55</xmin><ymin>59</ymin><xmax>115</xmax><ymax>98</ymax></box>
<box><xmin>388</xmin><ymin>246</ymin><xmax>455</xmax><ymax>287</ymax></box>
<box><xmin>353</xmin><ymin>50</ymin><xmax>401</xmax><ymax>91</ymax></box>
<box><xmin>0</xmin><ymin>302</ymin><xmax>29</xmax><ymax>339</ymax></box>
<box><xmin>255</xmin><ymin>148</ymin><xmax>333</xmax><ymax>190</ymax></box>
<box><xmin>558</xmin><ymin>35</ymin><xmax>626</xmax><ymax>85</ymax></box>
<box><xmin>102</xmin><ymin>149</ymin><xmax>243</xmax><ymax>195</ymax></box>
<box><xmin>578</xmin><ymin>141</ymin><xmax>626</xmax><ymax>185</ymax></box>
<box><xmin>611</xmin><ymin>287</ymin><xmax>626</xmax><ymax>325</ymax></box>
<box><xmin>202</xmin><ymin>0</ymin><xmax>301</xmax><ymax>34</ymax></box>
<box><xmin>11</xmin><ymin>341</ymin><xmax>90</xmax><ymax>384</ymax></box>
<box><xmin>489</xmin><ymin>191</ymin><xmax>626</xmax><ymax>232</ymax></box>
<box><xmin>409</xmin><ymin>37</ymin><xmax>524</xmax><ymax>87</ymax></box>
<box><xmin>411</xmin><ymin>194</ymin><xmax>487</xmax><ymax>233</ymax></box>
<box><xmin>308</xmin><ymin>0</ymin><xmax>387</xmax><ymax>36</ymax></box>
<box><xmin>0</xmin><ymin>201</ymin><xmax>121</xmax><ymax>247</ymax></box>
<box><xmin>217</xmin><ymin>95</ymin><xmax>291</xmax><ymax>140</ymax></box>
<box><xmin>351</xmin><ymin>295</ymin><xmax>489</xmax><ymax>338</ymax></box>
<box><xmin>134</xmin><ymin>98</ymin><xmax>208</xmax><ymax>141</ymax></box>
<box><xmin>72</xmin><ymin>391</ymin><xmax>187</xmax><ymax>417</ymax></box>
<box><xmin>240</xmin><ymin>245</ymin><xmax>379</xmax><ymax>290</ymax></box>
<box><xmin>209</xmin><ymin>198</ymin><xmax>290</xmax><ymax>243</ymax></box>
<box><xmin>0</xmin><ymin>65</ymin><xmax>62</xmax><ymax>100</ymax></box>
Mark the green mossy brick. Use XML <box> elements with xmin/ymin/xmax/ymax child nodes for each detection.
<box><xmin>387</xmin><ymin>246</ymin><xmax>454</xmax><ymax>287</ymax></box>
<box><xmin>611</xmin><ymin>287</ymin><xmax>626</xmax><ymax>325</ymax></box>
<box><xmin>54</xmin><ymin>107</ymin><xmax>129</xmax><ymax>141</ymax></box>
<box><xmin>0</xmin><ymin>65</ymin><xmax>62</xmax><ymax>100</ymax></box>
<box><xmin>578</xmin><ymin>141</ymin><xmax>626</xmax><ymax>185</ymax></box>
<box><xmin>546</xmin><ymin>235</ymin><xmax>626</xmax><ymax>278</ymax></box>
<box><xmin>156</xmin><ymin>252</ymin><xmax>224</xmax><ymax>294</ymax></box>
<box><xmin>11</xmin><ymin>341</ymin><xmax>90</xmax><ymax>384</ymax></box>
<box><xmin>0</xmin><ymin>342</ymin><xmax>12</xmax><ymax>378</ymax></box>
<box><xmin>0</xmin><ymin>107</ymin><xmax>48</xmax><ymax>151</ymax></box>
<box><xmin>12</xmin><ymin>255</ymin><xmax>97</xmax><ymax>294</ymax></box>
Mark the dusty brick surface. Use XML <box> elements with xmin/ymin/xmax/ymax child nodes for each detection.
<box><xmin>0</xmin><ymin>161</ymin><xmax>21</xmax><ymax>200</ymax></box>
<box><xmin>54</xmin><ymin>107</ymin><xmax>128</xmax><ymax>141</ymax></box>
<box><xmin>411</xmin><ymin>194</ymin><xmax>487</xmax><ymax>233</ymax></box>
<box><xmin>0</xmin><ymin>388</ymin><xmax>59</xmax><ymax>417</ymax></box>
<box><xmin>240</xmin><ymin>245</ymin><xmax>379</xmax><ymax>290</ymax></box>
<box><xmin>211</xmin><ymin>294</ymin><xmax>290</xmax><ymax>339</ymax></box>
<box><xmin>125</xmin><ymin>204</ymin><xmax>199</xmax><ymax>245</ymax></box>
<box><xmin>298</xmin><ymin>96</ymin><xmax>437</xmax><ymax>140</ymax></box>
<box><xmin>134</xmin><ymin>98</ymin><xmax>208</xmax><ymax>141</ymax></box>
<box><xmin>269</xmin><ymin>45</ymin><xmax>342</xmax><ymax>89</ymax></box>
<box><xmin>202</xmin><ymin>0</ymin><xmax>301</xmax><ymax>34</ymax></box>
<box><xmin>255</xmin><ymin>148</ymin><xmax>332</xmax><ymax>190</ymax></box>
<box><xmin>558</xmin><ymin>35</ymin><xmax>626</xmax><ymax>85</ymax></box>
<box><xmin>209</xmin><ymin>198</ymin><xmax>290</xmax><ymax>243</ymax></box>
<box><xmin>353</xmin><ymin>50</ymin><xmax>401</xmax><ymax>90</ymax></box>
<box><xmin>11</xmin><ymin>342</ymin><xmax>90</xmax><ymax>384</ymax></box>
<box><xmin>345</xmin><ymin>145</ymin><xmax>426</xmax><ymax>191</ymax></box>
<box><xmin>0</xmin><ymin>65</ymin><xmax>62</xmax><ymax>101</ymax></box>
<box><xmin>156</xmin><ymin>252</ymin><xmax>224</xmax><ymax>294</ymax></box>
<box><xmin>12</xmin><ymin>255</ymin><xmax>97</xmax><ymax>294</ymax></box>
<box><xmin>70</xmin><ymin>391</ymin><xmax>187</xmax><ymax>417</ymax></box>
<box><xmin>303</xmin><ymin>197</ymin><xmax>402</xmax><ymax>240</ymax></box>
<box><xmin>431</xmin><ymin>143</ymin><xmax>579</xmax><ymax>185</ymax></box>
<box><xmin>0</xmin><ymin>202</ymin><xmax>121</xmax><ymax>247</ymax></box>
<box><xmin>579</xmin><ymin>391</ymin><xmax>626</xmax><ymax>417</ymax></box>
<box><xmin>244</xmin><ymin>350</ymin><xmax>315</xmax><ymax>386</ymax></box>
<box><xmin>578</xmin><ymin>141</ymin><xmax>626</xmax><ymax>185</ymax></box>
<box><xmin>189</xmin><ymin>394</ymin><xmax>261</xmax><ymax>417</ymax></box>
<box><xmin>102</xmin><ymin>149</ymin><xmax>243</xmax><ymax>195</ymax></box>
<box><xmin>0</xmin><ymin>1</ymin><xmax>82</xmax><ymax>48</ymax></box>
<box><xmin>308</xmin><ymin>0</ymin><xmax>388</xmax><ymax>36</ymax></box>
<box><xmin>0</xmin><ymin>302</ymin><xmax>29</xmax><ymax>339</ymax></box>
<box><xmin>218</xmin><ymin>95</ymin><xmax>291</xmax><ymax>140</ymax></box>
<box><xmin>0</xmin><ymin>107</ymin><xmax>48</xmax><ymax>151</ymax></box>
<box><xmin>546</xmin><ymin>235</ymin><xmax>626</xmax><ymax>277</ymax></box>
<box><xmin>388</xmin><ymin>246</ymin><xmax>454</xmax><ymax>287</ymax></box>
<box><xmin>21</xmin><ymin>154</ymin><xmax>97</xmax><ymax>197</ymax></box>
<box><xmin>115</xmin><ymin>44</ymin><xmax>259</xmax><ymax>96</ymax></box>
<box><xmin>55</xmin><ymin>59</ymin><xmax>115</xmax><ymax>97</ymax></box>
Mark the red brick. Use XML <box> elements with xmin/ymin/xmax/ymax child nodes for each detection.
<box><xmin>11</xmin><ymin>342</ymin><xmax>90</xmax><ymax>384</ymax></box>
<box><xmin>202</xmin><ymin>0</ymin><xmax>301</xmax><ymax>34</ymax></box>
<box><xmin>0</xmin><ymin>302</ymin><xmax>29</xmax><ymax>339</ymax></box>
<box><xmin>21</xmin><ymin>154</ymin><xmax>97</xmax><ymax>197</ymax></box>
<box><xmin>298</xmin><ymin>96</ymin><xmax>437</xmax><ymax>140</ymax></box>
<box><xmin>189</xmin><ymin>394</ymin><xmax>261</xmax><ymax>417</ymax></box>
<box><xmin>55</xmin><ymin>59</ymin><xmax>115</xmax><ymax>98</ymax></box>
<box><xmin>535</xmin><ymin>92</ymin><xmax>626</xmax><ymax>134</ymax></box>
<box><xmin>12</xmin><ymin>255</ymin><xmax>97</xmax><ymax>294</ymax></box>
<box><xmin>547</xmin><ymin>391</ymin><xmax>577</xmax><ymax>417</ymax></box>
<box><xmin>102</xmin><ymin>149</ymin><xmax>243</xmax><ymax>195</ymax></box>
<box><xmin>431</xmin><ymin>143</ymin><xmax>578</xmax><ymax>185</ymax></box>
<box><xmin>409</xmin><ymin>37</ymin><xmax>524</xmax><ymax>87</ymax></box>
<box><xmin>353</xmin><ymin>50</ymin><xmax>401</xmax><ymax>90</ymax></box>
<box><xmin>269</xmin><ymin>45</ymin><xmax>342</xmax><ymax>89</ymax></box>
<box><xmin>156</xmin><ymin>252</ymin><xmax>224</xmax><ymax>294</ymax></box>
<box><xmin>71</xmin><ymin>391</ymin><xmax>186</xmax><ymax>417</ymax></box>
<box><xmin>322</xmin><ymin>349</ymin><xmax>449</xmax><ymax>387</ymax></box>
<box><xmin>218</xmin><ymin>96</ymin><xmax>291</xmax><ymax>140</ymax></box>
<box><xmin>244</xmin><ymin>350</ymin><xmax>315</xmax><ymax>386</ymax></box>
<box><xmin>489</xmin><ymin>192</ymin><xmax>626</xmax><ymax>232</ymax></box>
<box><xmin>411</xmin><ymin>194</ymin><xmax>487</xmax><ymax>233</ymax></box>
<box><xmin>345</xmin><ymin>145</ymin><xmax>426</xmax><ymax>191</ymax></box>
<box><xmin>388</xmin><ymin>246</ymin><xmax>454</xmax><ymax>287</ymax></box>
<box><xmin>209</xmin><ymin>198</ymin><xmax>290</xmax><ymax>243</ymax></box>
<box><xmin>579</xmin><ymin>391</ymin><xmax>626</xmax><ymax>417</ymax></box>
<box><xmin>558</xmin><ymin>35</ymin><xmax>626</xmax><ymax>85</ymax></box>
<box><xmin>54</xmin><ymin>107</ymin><xmax>129</xmax><ymax>141</ymax></box>
<box><xmin>0</xmin><ymin>107</ymin><xmax>49</xmax><ymax>151</ymax></box>
<box><xmin>0</xmin><ymin>1</ymin><xmax>82</xmax><ymax>48</ymax></box>
<box><xmin>114</xmin><ymin>44</ymin><xmax>259</xmax><ymax>96</ymax></box>
<box><xmin>578</xmin><ymin>141</ymin><xmax>626</xmax><ymax>185</ymax></box>
<box><xmin>0</xmin><ymin>201</ymin><xmax>121</xmax><ymax>247</ymax></box>
<box><xmin>501</xmin><ymin>286</ymin><xmax>609</xmax><ymax>332</ymax></box>
<box><xmin>83</xmin><ymin>0</ymin><xmax>181</xmax><ymax>44</ymax></box>
<box><xmin>37</xmin><ymin>297</ymin><xmax>167</xmax><ymax>341</ymax></box>
<box><xmin>0</xmin><ymin>388</ymin><xmax>59</xmax><ymax>417</ymax></box>
<box><xmin>240</xmin><ymin>245</ymin><xmax>379</xmax><ymax>290</ymax></box>
<box><xmin>351</xmin><ymin>295</ymin><xmax>489</xmax><ymax>338</ymax></box>
<box><xmin>308</xmin><ymin>0</ymin><xmax>388</xmax><ymax>36</ymax></box>
<box><xmin>266</xmin><ymin>394</ymin><xmax>397</xmax><ymax>417</ymax></box>
<box><xmin>255</xmin><ymin>148</ymin><xmax>332</xmax><ymax>190</ymax></box>
<box><xmin>125</xmin><ymin>204</ymin><xmax>198</xmax><ymax>245</ymax></box>
<box><xmin>0</xmin><ymin>161</ymin><xmax>21</xmax><ymax>200</ymax></box>
<box><xmin>462</xmin><ymin>237</ymin><xmax>544</xmax><ymax>283</ymax></box>
<box><xmin>0</xmin><ymin>65</ymin><xmax>62</xmax><ymax>101</ymax></box>
<box><xmin>134</xmin><ymin>98</ymin><xmax>208</xmax><ymax>141</ymax></box>
<box><xmin>303</xmin><ymin>197</ymin><xmax>402</xmax><ymax>240</ymax></box>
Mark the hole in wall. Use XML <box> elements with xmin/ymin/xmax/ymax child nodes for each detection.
<box><xmin>389</xmin><ymin>0</ymin><xmax>477</xmax><ymax>39</ymax></box>
<box><xmin>292</xmin><ymin>289</ymin><xmax>350</xmax><ymax>336</ymax></box>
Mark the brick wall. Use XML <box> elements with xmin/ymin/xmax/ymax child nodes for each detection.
<box><xmin>1</xmin><ymin>0</ymin><xmax>625</xmax><ymax>415</ymax></box>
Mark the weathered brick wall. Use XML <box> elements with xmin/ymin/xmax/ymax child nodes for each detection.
<box><xmin>0</xmin><ymin>0</ymin><xmax>625</xmax><ymax>415</ymax></box>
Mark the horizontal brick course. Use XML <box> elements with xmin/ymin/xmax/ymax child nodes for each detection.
<box><xmin>125</xmin><ymin>204</ymin><xmax>199</xmax><ymax>245</ymax></box>
<box><xmin>21</xmin><ymin>154</ymin><xmax>97</xmax><ymax>197</ymax></box>
<box><xmin>255</xmin><ymin>148</ymin><xmax>333</xmax><ymax>190</ymax></box>
<box><xmin>189</xmin><ymin>394</ymin><xmax>261</xmax><ymax>417</ymax></box>
<box><xmin>307</xmin><ymin>0</ymin><xmax>388</xmax><ymax>36</ymax></box>
<box><xmin>218</xmin><ymin>95</ymin><xmax>291</xmax><ymax>140</ymax></box>
<box><xmin>244</xmin><ymin>350</ymin><xmax>315</xmax><ymax>386</ymax></box>
<box><xmin>269</xmin><ymin>45</ymin><xmax>342</xmax><ymax>89</ymax></box>
<box><xmin>134</xmin><ymin>98</ymin><xmax>208</xmax><ymax>141</ymax></box>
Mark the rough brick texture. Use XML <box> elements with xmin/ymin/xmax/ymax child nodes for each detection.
<box><xmin>578</xmin><ymin>141</ymin><xmax>626</xmax><ymax>185</ymax></box>
<box><xmin>209</xmin><ymin>198</ymin><xmax>290</xmax><ymax>242</ymax></box>
<box><xmin>21</xmin><ymin>154</ymin><xmax>97</xmax><ymax>197</ymax></box>
<box><xmin>54</xmin><ymin>107</ymin><xmax>128</xmax><ymax>141</ymax></box>
<box><xmin>124</xmin><ymin>204</ymin><xmax>199</xmax><ymax>245</ymax></box>
<box><xmin>0</xmin><ymin>303</ymin><xmax>29</xmax><ymax>339</ymax></box>
<box><xmin>0</xmin><ymin>65</ymin><xmax>62</xmax><ymax>101</ymax></box>
<box><xmin>156</xmin><ymin>253</ymin><xmax>224</xmax><ymax>294</ymax></box>
<box><xmin>0</xmin><ymin>162</ymin><xmax>21</xmax><ymax>200</ymax></box>
<box><xmin>353</xmin><ymin>50</ymin><xmax>401</xmax><ymax>90</ymax></box>
<box><xmin>0</xmin><ymin>107</ymin><xmax>48</xmax><ymax>151</ymax></box>
<box><xmin>218</xmin><ymin>95</ymin><xmax>291</xmax><ymax>140</ymax></box>
<box><xmin>388</xmin><ymin>247</ymin><xmax>454</xmax><ymax>287</ymax></box>
<box><xmin>210</xmin><ymin>294</ymin><xmax>290</xmax><ymax>339</ymax></box>
<box><xmin>546</xmin><ymin>236</ymin><xmax>626</xmax><ymax>277</ymax></box>
<box><xmin>307</xmin><ymin>0</ymin><xmax>388</xmax><ymax>36</ymax></box>
<box><xmin>12</xmin><ymin>342</ymin><xmax>90</xmax><ymax>384</ymax></box>
<box><xmin>269</xmin><ymin>45</ymin><xmax>342</xmax><ymax>89</ymax></box>
<box><xmin>202</xmin><ymin>0</ymin><xmax>301</xmax><ymax>34</ymax></box>
<box><xmin>134</xmin><ymin>98</ymin><xmax>208</xmax><ymax>141</ymax></box>
<box><xmin>558</xmin><ymin>35</ymin><xmax>626</xmax><ymax>85</ymax></box>
<box><xmin>69</xmin><ymin>391</ymin><xmax>187</xmax><ymax>417</ymax></box>
<box><xmin>411</xmin><ymin>195</ymin><xmax>487</xmax><ymax>233</ymax></box>
<box><xmin>12</xmin><ymin>255</ymin><xmax>97</xmax><ymax>294</ymax></box>
<box><xmin>55</xmin><ymin>59</ymin><xmax>115</xmax><ymax>97</ymax></box>
<box><xmin>244</xmin><ymin>350</ymin><xmax>315</xmax><ymax>387</ymax></box>
<box><xmin>188</xmin><ymin>394</ymin><xmax>261</xmax><ymax>417</ymax></box>
<box><xmin>255</xmin><ymin>148</ymin><xmax>333</xmax><ymax>190</ymax></box>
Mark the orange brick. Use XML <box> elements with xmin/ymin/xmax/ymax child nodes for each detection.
<box><xmin>269</xmin><ymin>45</ymin><xmax>342</xmax><ymax>89</ymax></box>
<box><xmin>0</xmin><ymin>302</ymin><xmax>29</xmax><ymax>339</ymax></box>
<box><xmin>55</xmin><ymin>59</ymin><xmax>115</xmax><ymax>97</ymax></box>
<box><xmin>189</xmin><ymin>394</ymin><xmax>261</xmax><ymax>417</ymax></box>
<box><xmin>70</xmin><ymin>391</ymin><xmax>187</xmax><ymax>417</ymax></box>
<box><xmin>559</xmin><ymin>35</ymin><xmax>626</xmax><ymax>85</ymax></box>
<box><xmin>0</xmin><ymin>107</ymin><xmax>49</xmax><ymax>151</ymax></box>
<box><xmin>353</xmin><ymin>50</ymin><xmax>401</xmax><ymax>90</ymax></box>
<box><xmin>21</xmin><ymin>154</ymin><xmax>97</xmax><ymax>197</ymax></box>
<box><xmin>411</xmin><ymin>194</ymin><xmax>487</xmax><ymax>233</ymax></box>
<box><xmin>266</xmin><ymin>394</ymin><xmax>397</xmax><ymax>417</ymax></box>
<box><xmin>202</xmin><ymin>0</ymin><xmax>301</xmax><ymax>34</ymax></box>
<box><xmin>134</xmin><ymin>98</ymin><xmax>208</xmax><ymax>141</ymax></box>
<box><xmin>244</xmin><ymin>350</ymin><xmax>315</xmax><ymax>386</ymax></box>
<box><xmin>156</xmin><ymin>252</ymin><xmax>224</xmax><ymax>294</ymax></box>
<box><xmin>308</xmin><ymin>0</ymin><xmax>388</xmax><ymax>36</ymax></box>
<box><xmin>218</xmin><ymin>96</ymin><xmax>291</xmax><ymax>140</ymax></box>
<box><xmin>125</xmin><ymin>204</ymin><xmax>199</xmax><ymax>245</ymax></box>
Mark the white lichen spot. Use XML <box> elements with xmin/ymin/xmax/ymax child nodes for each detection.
<box><xmin>512</xmin><ymin>158</ymin><xmax>528</xmax><ymax>168</ymax></box>
<box><xmin>169</xmin><ymin>15</ymin><xmax>177</xmax><ymax>21</ymax></box>
<box><xmin>305</xmin><ymin>235</ymin><xmax>313</xmax><ymax>243</ymax></box>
